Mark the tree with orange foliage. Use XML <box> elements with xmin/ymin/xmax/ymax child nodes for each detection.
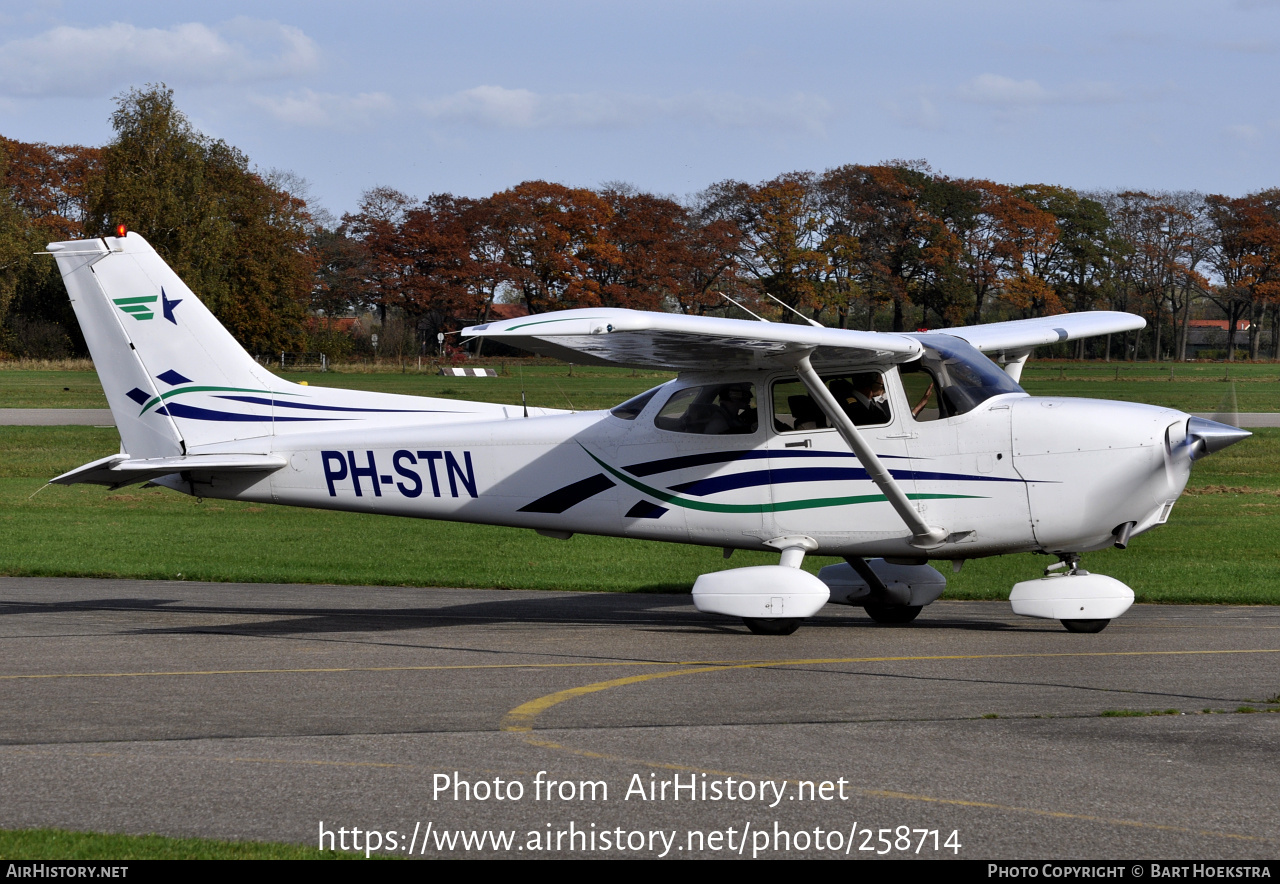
<box><xmin>819</xmin><ymin>163</ymin><xmax>960</xmax><ymax>331</ymax></box>
<box><xmin>342</xmin><ymin>185</ymin><xmax>413</xmax><ymax>326</ymax></box>
<box><xmin>589</xmin><ymin>184</ymin><xmax>690</xmax><ymax>311</ymax></box>
<box><xmin>700</xmin><ymin>173</ymin><xmax>828</xmax><ymax>322</ymax></box>
<box><xmin>1106</xmin><ymin>191</ymin><xmax>1208</xmax><ymax>361</ymax></box>
<box><xmin>1207</xmin><ymin>190</ymin><xmax>1280</xmax><ymax>360</ymax></box>
<box><xmin>487</xmin><ymin>181</ymin><xmax>612</xmax><ymax>314</ymax></box>
<box><xmin>0</xmin><ymin>138</ymin><xmax>102</xmax><ymax>355</ymax></box>
<box><xmin>0</xmin><ymin>138</ymin><xmax>100</xmax><ymax>241</ymax></box>
<box><xmin>1016</xmin><ymin>186</ymin><xmax>1117</xmax><ymax>357</ymax></box>
<box><xmin>670</xmin><ymin>210</ymin><xmax>744</xmax><ymax>316</ymax></box>
<box><xmin>959</xmin><ymin>180</ymin><xmax>1062</xmax><ymax>322</ymax></box>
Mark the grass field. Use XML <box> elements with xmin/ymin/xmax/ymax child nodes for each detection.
<box><xmin>1</xmin><ymin>358</ymin><xmax>1277</xmax><ymax>413</ymax></box>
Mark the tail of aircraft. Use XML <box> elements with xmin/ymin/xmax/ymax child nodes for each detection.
<box><xmin>47</xmin><ymin>232</ymin><xmax>513</xmax><ymax>483</ymax></box>
<box><xmin>49</xmin><ymin>232</ymin><xmax>298</xmax><ymax>458</ymax></box>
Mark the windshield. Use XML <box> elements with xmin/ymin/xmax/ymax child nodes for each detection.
<box><xmin>902</xmin><ymin>334</ymin><xmax>1025</xmax><ymax>418</ymax></box>
<box><xmin>610</xmin><ymin>384</ymin><xmax>666</xmax><ymax>420</ymax></box>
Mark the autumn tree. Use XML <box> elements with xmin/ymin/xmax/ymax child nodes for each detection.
<box><xmin>487</xmin><ymin>181</ymin><xmax>612</xmax><ymax>313</ymax></box>
<box><xmin>1207</xmin><ymin>190</ymin><xmax>1280</xmax><ymax>359</ymax></box>
<box><xmin>954</xmin><ymin>180</ymin><xmax>1063</xmax><ymax>322</ymax></box>
<box><xmin>0</xmin><ymin>145</ymin><xmax>32</xmax><ymax>344</ymax></box>
<box><xmin>699</xmin><ymin>173</ymin><xmax>828</xmax><ymax>321</ymax></box>
<box><xmin>671</xmin><ymin>210</ymin><xmax>744</xmax><ymax>315</ymax></box>
<box><xmin>818</xmin><ymin>163</ymin><xmax>959</xmax><ymax>331</ymax></box>
<box><xmin>1104</xmin><ymin>191</ymin><xmax>1208</xmax><ymax>360</ymax></box>
<box><xmin>85</xmin><ymin>85</ymin><xmax>312</xmax><ymax>352</ymax></box>
<box><xmin>584</xmin><ymin>185</ymin><xmax>687</xmax><ymax>311</ymax></box>
<box><xmin>0</xmin><ymin>138</ymin><xmax>103</xmax><ymax>355</ymax></box>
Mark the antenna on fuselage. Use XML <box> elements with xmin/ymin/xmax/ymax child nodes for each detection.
<box><xmin>520</xmin><ymin>365</ymin><xmax>528</xmax><ymax>418</ymax></box>
<box><xmin>718</xmin><ymin>292</ymin><xmax>769</xmax><ymax>322</ymax></box>
<box><xmin>764</xmin><ymin>293</ymin><xmax>824</xmax><ymax>328</ymax></box>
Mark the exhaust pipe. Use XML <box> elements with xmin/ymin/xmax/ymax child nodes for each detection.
<box><xmin>1112</xmin><ymin>521</ymin><xmax>1136</xmax><ymax>550</ymax></box>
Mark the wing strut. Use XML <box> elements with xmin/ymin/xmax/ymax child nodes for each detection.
<box><xmin>793</xmin><ymin>354</ymin><xmax>946</xmax><ymax>549</ymax></box>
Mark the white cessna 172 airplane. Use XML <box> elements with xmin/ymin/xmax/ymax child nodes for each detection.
<box><xmin>46</xmin><ymin>231</ymin><xmax>1249</xmax><ymax>635</ymax></box>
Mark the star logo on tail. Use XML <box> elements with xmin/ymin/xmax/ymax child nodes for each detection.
<box><xmin>161</xmin><ymin>288</ymin><xmax>182</xmax><ymax>324</ymax></box>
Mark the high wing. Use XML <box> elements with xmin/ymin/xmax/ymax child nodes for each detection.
<box><xmin>936</xmin><ymin>311</ymin><xmax>1144</xmax><ymax>354</ymax></box>
<box><xmin>462</xmin><ymin>307</ymin><xmax>1144</xmax><ymax>374</ymax></box>
<box><xmin>932</xmin><ymin>311</ymin><xmax>1144</xmax><ymax>381</ymax></box>
<box><xmin>462</xmin><ymin>308</ymin><xmax>922</xmax><ymax>370</ymax></box>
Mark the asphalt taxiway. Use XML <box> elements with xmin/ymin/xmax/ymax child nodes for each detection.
<box><xmin>1</xmin><ymin>577</ymin><xmax>1277</xmax><ymax>859</ymax></box>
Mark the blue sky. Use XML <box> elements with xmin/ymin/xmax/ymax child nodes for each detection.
<box><xmin>1</xmin><ymin>0</ymin><xmax>1277</xmax><ymax>217</ymax></box>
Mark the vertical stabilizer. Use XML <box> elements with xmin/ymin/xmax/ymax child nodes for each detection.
<box><xmin>49</xmin><ymin>233</ymin><xmax>285</xmax><ymax>456</ymax></box>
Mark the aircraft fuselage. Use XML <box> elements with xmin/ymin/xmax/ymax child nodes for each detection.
<box><xmin>171</xmin><ymin>365</ymin><xmax>1192</xmax><ymax>562</ymax></box>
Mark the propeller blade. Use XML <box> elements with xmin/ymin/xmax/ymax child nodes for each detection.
<box><xmin>1212</xmin><ymin>380</ymin><xmax>1240</xmax><ymax>429</ymax></box>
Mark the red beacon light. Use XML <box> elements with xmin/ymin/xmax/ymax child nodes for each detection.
<box><xmin>115</xmin><ymin>224</ymin><xmax>128</xmax><ymax>238</ymax></box>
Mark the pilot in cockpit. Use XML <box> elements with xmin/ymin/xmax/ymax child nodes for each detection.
<box><xmin>705</xmin><ymin>383</ymin><xmax>758</xmax><ymax>434</ymax></box>
<box><xmin>830</xmin><ymin>373</ymin><xmax>891</xmax><ymax>426</ymax></box>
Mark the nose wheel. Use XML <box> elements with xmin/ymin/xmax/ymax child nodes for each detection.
<box><xmin>1061</xmin><ymin>619</ymin><xmax>1110</xmax><ymax>633</ymax></box>
<box><xmin>1010</xmin><ymin>553</ymin><xmax>1134</xmax><ymax>633</ymax></box>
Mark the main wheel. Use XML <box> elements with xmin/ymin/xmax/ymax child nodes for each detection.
<box><xmin>864</xmin><ymin>605</ymin><xmax>923</xmax><ymax>625</ymax></box>
<box><xmin>1061</xmin><ymin>619</ymin><xmax>1110</xmax><ymax>633</ymax></box>
<box><xmin>743</xmin><ymin>617</ymin><xmax>802</xmax><ymax>635</ymax></box>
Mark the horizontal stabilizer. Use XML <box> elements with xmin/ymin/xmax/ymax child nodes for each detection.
<box><xmin>51</xmin><ymin>453</ymin><xmax>288</xmax><ymax>488</ymax></box>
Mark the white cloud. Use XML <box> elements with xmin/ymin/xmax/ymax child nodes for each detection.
<box><xmin>883</xmin><ymin>94</ymin><xmax>944</xmax><ymax>131</ymax></box>
<box><xmin>1215</xmin><ymin>39</ymin><xmax>1277</xmax><ymax>53</ymax></box>
<box><xmin>1225</xmin><ymin>123</ymin><xmax>1263</xmax><ymax>142</ymax></box>
<box><xmin>419</xmin><ymin>85</ymin><xmax>832</xmax><ymax>134</ymax></box>
<box><xmin>955</xmin><ymin>74</ymin><xmax>1123</xmax><ymax>108</ymax></box>
<box><xmin>250</xmin><ymin>89</ymin><xmax>395</xmax><ymax>129</ymax></box>
<box><xmin>957</xmin><ymin>74</ymin><xmax>1050</xmax><ymax>106</ymax></box>
<box><xmin>0</xmin><ymin>18</ymin><xmax>319</xmax><ymax>97</ymax></box>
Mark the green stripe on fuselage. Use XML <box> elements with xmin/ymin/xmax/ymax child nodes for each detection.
<box><xmin>580</xmin><ymin>446</ymin><xmax>980</xmax><ymax>514</ymax></box>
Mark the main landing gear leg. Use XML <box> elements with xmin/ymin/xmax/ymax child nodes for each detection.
<box><xmin>741</xmin><ymin>537</ymin><xmax>817</xmax><ymax>636</ymax></box>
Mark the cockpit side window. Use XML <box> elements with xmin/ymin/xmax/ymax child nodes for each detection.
<box><xmin>654</xmin><ymin>383</ymin><xmax>758</xmax><ymax>435</ymax></box>
<box><xmin>772</xmin><ymin>372</ymin><xmax>891</xmax><ymax>432</ymax></box>
<box><xmin>900</xmin><ymin>361</ymin><xmax>942</xmax><ymax>421</ymax></box>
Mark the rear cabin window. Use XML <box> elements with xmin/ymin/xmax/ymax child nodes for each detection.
<box><xmin>654</xmin><ymin>383</ymin><xmax>758</xmax><ymax>435</ymax></box>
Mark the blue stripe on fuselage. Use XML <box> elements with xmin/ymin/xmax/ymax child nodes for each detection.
<box><xmin>215</xmin><ymin>395</ymin><xmax>462</xmax><ymax>414</ymax></box>
<box><xmin>623</xmin><ymin>447</ymin><xmax>910</xmax><ymax>477</ymax></box>
<box><xmin>669</xmin><ymin>466</ymin><xmax>1025</xmax><ymax>497</ymax></box>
